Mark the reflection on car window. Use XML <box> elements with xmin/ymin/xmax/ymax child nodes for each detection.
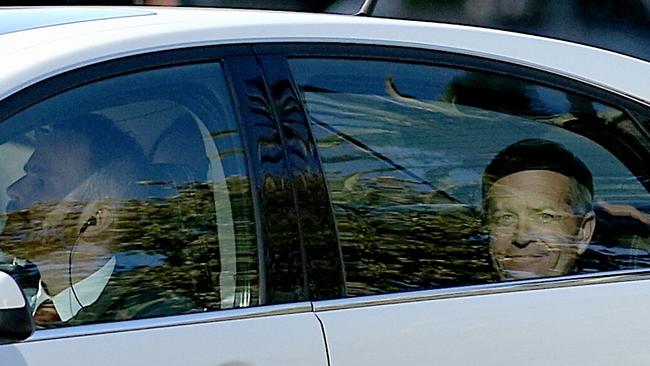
<box><xmin>0</xmin><ymin>63</ymin><xmax>258</xmax><ymax>328</ymax></box>
<box><xmin>290</xmin><ymin>58</ymin><xmax>650</xmax><ymax>296</ymax></box>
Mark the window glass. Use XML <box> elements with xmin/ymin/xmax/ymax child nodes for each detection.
<box><xmin>290</xmin><ymin>58</ymin><xmax>650</xmax><ymax>296</ymax></box>
<box><xmin>0</xmin><ymin>62</ymin><xmax>258</xmax><ymax>327</ymax></box>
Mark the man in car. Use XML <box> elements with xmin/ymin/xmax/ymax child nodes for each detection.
<box><xmin>482</xmin><ymin>138</ymin><xmax>596</xmax><ymax>280</ymax></box>
<box><xmin>2</xmin><ymin>115</ymin><xmax>192</xmax><ymax>326</ymax></box>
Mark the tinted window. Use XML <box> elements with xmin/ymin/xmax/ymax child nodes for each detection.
<box><xmin>290</xmin><ymin>57</ymin><xmax>650</xmax><ymax>296</ymax></box>
<box><xmin>0</xmin><ymin>63</ymin><xmax>258</xmax><ymax>327</ymax></box>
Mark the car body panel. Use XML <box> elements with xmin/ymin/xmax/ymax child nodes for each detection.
<box><xmin>317</xmin><ymin>278</ymin><xmax>650</xmax><ymax>366</ymax></box>
<box><xmin>1</xmin><ymin>6</ymin><xmax>650</xmax><ymax>366</ymax></box>
<box><xmin>0</xmin><ymin>7</ymin><xmax>648</xmax><ymax>105</ymax></box>
<box><xmin>4</xmin><ymin>309</ymin><xmax>328</xmax><ymax>366</ymax></box>
<box><xmin>0</xmin><ymin>7</ymin><xmax>153</xmax><ymax>36</ymax></box>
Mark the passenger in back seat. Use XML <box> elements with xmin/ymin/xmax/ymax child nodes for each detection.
<box><xmin>482</xmin><ymin>139</ymin><xmax>596</xmax><ymax>280</ymax></box>
<box><xmin>2</xmin><ymin>114</ymin><xmax>193</xmax><ymax>327</ymax></box>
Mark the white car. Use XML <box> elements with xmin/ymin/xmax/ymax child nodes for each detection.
<box><xmin>1</xmin><ymin>5</ymin><xmax>650</xmax><ymax>366</ymax></box>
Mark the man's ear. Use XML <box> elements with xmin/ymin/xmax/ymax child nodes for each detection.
<box><xmin>576</xmin><ymin>211</ymin><xmax>596</xmax><ymax>255</ymax></box>
<box><xmin>78</xmin><ymin>203</ymin><xmax>114</xmax><ymax>240</ymax></box>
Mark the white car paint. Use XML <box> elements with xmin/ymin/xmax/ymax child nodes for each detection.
<box><xmin>316</xmin><ymin>279</ymin><xmax>650</xmax><ymax>365</ymax></box>
<box><xmin>0</xmin><ymin>8</ymin><xmax>334</xmax><ymax>365</ymax></box>
<box><xmin>0</xmin><ymin>7</ymin><xmax>648</xmax><ymax>105</ymax></box>
<box><xmin>0</xmin><ymin>271</ymin><xmax>25</xmax><ymax>309</ymax></box>
<box><xmin>1</xmin><ymin>6</ymin><xmax>650</xmax><ymax>366</ymax></box>
<box><xmin>6</xmin><ymin>310</ymin><xmax>328</xmax><ymax>366</ymax></box>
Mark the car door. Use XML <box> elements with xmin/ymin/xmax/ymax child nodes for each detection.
<box><xmin>267</xmin><ymin>43</ymin><xmax>650</xmax><ymax>365</ymax></box>
<box><xmin>0</xmin><ymin>45</ymin><xmax>328</xmax><ymax>366</ymax></box>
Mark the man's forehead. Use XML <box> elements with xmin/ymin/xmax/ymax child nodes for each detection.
<box><xmin>482</xmin><ymin>139</ymin><xmax>593</xmax><ymax>201</ymax></box>
<box><xmin>492</xmin><ymin>169</ymin><xmax>572</xmax><ymax>185</ymax></box>
<box><xmin>487</xmin><ymin>170</ymin><xmax>573</xmax><ymax>201</ymax></box>
<box><xmin>30</xmin><ymin>127</ymin><xmax>90</xmax><ymax>160</ymax></box>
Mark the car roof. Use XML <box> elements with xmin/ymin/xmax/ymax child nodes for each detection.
<box><xmin>0</xmin><ymin>6</ymin><xmax>648</xmax><ymax>106</ymax></box>
<box><xmin>0</xmin><ymin>7</ymin><xmax>153</xmax><ymax>35</ymax></box>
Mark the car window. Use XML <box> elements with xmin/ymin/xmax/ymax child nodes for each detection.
<box><xmin>289</xmin><ymin>57</ymin><xmax>650</xmax><ymax>296</ymax></box>
<box><xmin>0</xmin><ymin>62</ymin><xmax>259</xmax><ymax>327</ymax></box>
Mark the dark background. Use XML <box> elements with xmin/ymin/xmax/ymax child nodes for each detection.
<box><xmin>1</xmin><ymin>0</ymin><xmax>649</xmax><ymax>61</ymax></box>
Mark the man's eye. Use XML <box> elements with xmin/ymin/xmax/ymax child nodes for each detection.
<box><xmin>538</xmin><ymin>212</ymin><xmax>557</xmax><ymax>224</ymax></box>
<box><xmin>495</xmin><ymin>214</ymin><xmax>516</xmax><ymax>226</ymax></box>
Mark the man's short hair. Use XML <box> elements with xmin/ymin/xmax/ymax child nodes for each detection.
<box><xmin>482</xmin><ymin>138</ymin><xmax>594</xmax><ymax>215</ymax></box>
<box><xmin>37</xmin><ymin>113</ymin><xmax>145</xmax><ymax>173</ymax></box>
<box><xmin>38</xmin><ymin>114</ymin><xmax>147</xmax><ymax>201</ymax></box>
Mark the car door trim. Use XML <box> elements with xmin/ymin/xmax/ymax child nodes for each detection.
<box><xmin>255</xmin><ymin>52</ymin><xmax>346</xmax><ymax>300</ymax></box>
<box><xmin>24</xmin><ymin>302</ymin><xmax>314</xmax><ymax>342</ymax></box>
<box><xmin>312</xmin><ymin>269</ymin><xmax>650</xmax><ymax>312</ymax></box>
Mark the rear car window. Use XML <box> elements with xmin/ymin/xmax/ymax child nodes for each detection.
<box><xmin>290</xmin><ymin>57</ymin><xmax>650</xmax><ymax>296</ymax></box>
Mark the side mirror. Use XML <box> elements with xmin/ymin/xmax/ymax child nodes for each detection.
<box><xmin>0</xmin><ymin>271</ymin><xmax>34</xmax><ymax>343</ymax></box>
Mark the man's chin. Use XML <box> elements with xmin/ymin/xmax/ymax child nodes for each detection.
<box><xmin>494</xmin><ymin>255</ymin><xmax>548</xmax><ymax>279</ymax></box>
<box><xmin>500</xmin><ymin>268</ymin><xmax>544</xmax><ymax>280</ymax></box>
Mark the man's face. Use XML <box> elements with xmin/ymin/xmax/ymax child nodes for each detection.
<box><xmin>485</xmin><ymin>170</ymin><xmax>592</xmax><ymax>280</ymax></box>
<box><xmin>3</xmin><ymin>129</ymin><xmax>93</xmax><ymax>261</ymax></box>
<box><xmin>7</xmin><ymin>129</ymin><xmax>93</xmax><ymax>212</ymax></box>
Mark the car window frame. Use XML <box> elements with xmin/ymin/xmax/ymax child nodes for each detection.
<box><xmin>254</xmin><ymin>42</ymin><xmax>650</xmax><ymax>304</ymax></box>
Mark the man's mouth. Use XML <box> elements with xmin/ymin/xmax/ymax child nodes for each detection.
<box><xmin>497</xmin><ymin>251</ymin><xmax>548</xmax><ymax>260</ymax></box>
<box><xmin>497</xmin><ymin>253</ymin><xmax>550</xmax><ymax>268</ymax></box>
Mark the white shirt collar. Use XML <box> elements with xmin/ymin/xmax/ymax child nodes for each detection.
<box><xmin>32</xmin><ymin>256</ymin><xmax>116</xmax><ymax>322</ymax></box>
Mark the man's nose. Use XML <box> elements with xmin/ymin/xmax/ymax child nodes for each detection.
<box><xmin>511</xmin><ymin>219</ymin><xmax>535</xmax><ymax>249</ymax></box>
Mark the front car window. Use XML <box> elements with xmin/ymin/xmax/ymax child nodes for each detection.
<box><xmin>289</xmin><ymin>57</ymin><xmax>650</xmax><ymax>296</ymax></box>
<box><xmin>0</xmin><ymin>62</ymin><xmax>258</xmax><ymax>327</ymax></box>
